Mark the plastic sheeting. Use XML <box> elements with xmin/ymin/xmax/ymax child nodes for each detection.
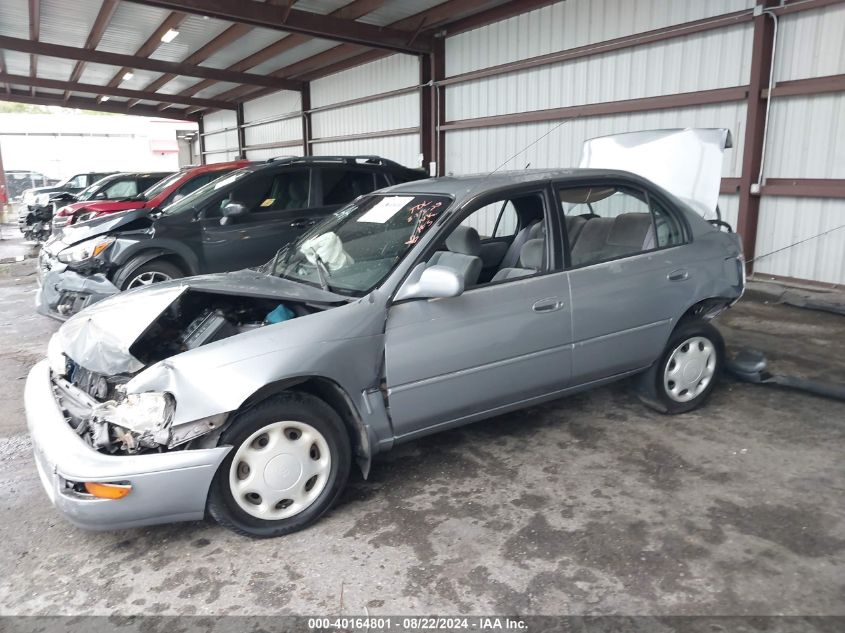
<box><xmin>579</xmin><ymin>128</ymin><xmax>732</xmax><ymax>219</ymax></box>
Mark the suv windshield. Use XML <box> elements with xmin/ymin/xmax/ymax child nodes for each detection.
<box><xmin>75</xmin><ymin>177</ymin><xmax>113</xmax><ymax>201</ymax></box>
<box><xmin>269</xmin><ymin>194</ymin><xmax>451</xmax><ymax>296</ymax></box>
<box><xmin>138</xmin><ymin>171</ymin><xmax>183</xmax><ymax>201</ymax></box>
<box><xmin>159</xmin><ymin>169</ymin><xmax>253</xmax><ymax>215</ymax></box>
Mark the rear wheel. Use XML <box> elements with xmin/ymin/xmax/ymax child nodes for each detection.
<box><xmin>641</xmin><ymin>319</ymin><xmax>725</xmax><ymax>414</ymax></box>
<box><xmin>119</xmin><ymin>259</ymin><xmax>183</xmax><ymax>290</ymax></box>
<box><xmin>207</xmin><ymin>392</ymin><xmax>351</xmax><ymax>538</ymax></box>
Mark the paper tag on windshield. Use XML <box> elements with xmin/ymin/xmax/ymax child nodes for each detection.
<box><xmin>357</xmin><ymin>196</ymin><xmax>413</xmax><ymax>223</ymax></box>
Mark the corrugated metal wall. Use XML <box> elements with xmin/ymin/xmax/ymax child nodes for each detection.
<box><xmin>310</xmin><ymin>54</ymin><xmax>422</xmax><ymax>167</ymax></box>
<box><xmin>753</xmin><ymin>2</ymin><xmax>845</xmax><ymax>284</ymax></box>
<box><xmin>193</xmin><ymin>0</ymin><xmax>842</xmax><ymax>285</ymax></box>
<box><xmin>242</xmin><ymin>90</ymin><xmax>303</xmax><ymax>161</ymax></box>
<box><xmin>202</xmin><ymin>110</ymin><xmax>239</xmax><ymax>164</ymax></box>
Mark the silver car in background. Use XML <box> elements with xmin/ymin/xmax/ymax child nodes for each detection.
<box><xmin>25</xmin><ymin>129</ymin><xmax>744</xmax><ymax>537</ymax></box>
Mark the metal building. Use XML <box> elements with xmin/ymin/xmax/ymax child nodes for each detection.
<box><xmin>1</xmin><ymin>0</ymin><xmax>843</xmax><ymax>284</ymax></box>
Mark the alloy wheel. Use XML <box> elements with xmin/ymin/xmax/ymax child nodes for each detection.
<box><xmin>126</xmin><ymin>270</ymin><xmax>172</xmax><ymax>288</ymax></box>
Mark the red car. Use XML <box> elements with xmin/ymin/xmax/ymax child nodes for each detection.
<box><xmin>52</xmin><ymin>160</ymin><xmax>251</xmax><ymax>229</ymax></box>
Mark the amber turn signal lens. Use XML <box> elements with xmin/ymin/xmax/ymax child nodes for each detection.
<box><xmin>84</xmin><ymin>482</ymin><xmax>132</xmax><ymax>499</ymax></box>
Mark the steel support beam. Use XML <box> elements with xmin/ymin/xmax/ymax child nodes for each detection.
<box><xmin>736</xmin><ymin>1</ymin><xmax>778</xmax><ymax>273</ymax></box>
<box><xmin>0</xmin><ymin>36</ymin><xmax>302</xmax><ymax>90</ymax></box>
<box><xmin>123</xmin><ymin>0</ymin><xmax>433</xmax><ymax>53</ymax></box>
<box><xmin>423</xmin><ymin>37</ymin><xmax>446</xmax><ymax>176</ymax></box>
<box><xmin>1</xmin><ymin>90</ymin><xmax>198</xmax><ymax>120</ymax></box>
<box><xmin>64</xmin><ymin>0</ymin><xmax>118</xmax><ymax>99</ymax></box>
<box><xmin>439</xmin><ymin>86</ymin><xmax>749</xmax><ymax>131</ymax></box>
<box><xmin>0</xmin><ymin>72</ymin><xmax>237</xmax><ymax>110</ymax></box>
<box><xmin>301</xmin><ymin>83</ymin><xmax>311</xmax><ymax>157</ymax></box>
<box><xmin>197</xmin><ymin>116</ymin><xmax>206</xmax><ymax>164</ymax></box>
<box><xmin>235</xmin><ymin>103</ymin><xmax>246</xmax><ymax>159</ymax></box>
<box><xmin>28</xmin><ymin>0</ymin><xmax>40</xmax><ymax>97</ymax></box>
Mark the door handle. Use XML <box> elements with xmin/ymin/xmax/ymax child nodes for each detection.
<box><xmin>668</xmin><ymin>268</ymin><xmax>689</xmax><ymax>282</ymax></box>
<box><xmin>532</xmin><ymin>297</ymin><xmax>564</xmax><ymax>313</ymax></box>
<box><xmin>290</xmin><ymin>218</ymin><xmax>317</xmax><ymax>229</ymax></box>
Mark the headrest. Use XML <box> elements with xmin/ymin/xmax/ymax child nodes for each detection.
<box><xmin>528</xmin><ymin>222</ymin><xmax>545</xmax><ymax>239</ymax></box>
<box><xmin>519</xmin><ymin>238</ymin><xmax>544</xmax><ymax>270</ymax></box>
<box><xmin>446</xmin><ymin>225</ymin><xmax>481</xmax><ymax>256</ymax></box>
<box><xmin>606</xmin><ymin>213</ymin><xmax>653</xmax><ymax>248</ymax></box>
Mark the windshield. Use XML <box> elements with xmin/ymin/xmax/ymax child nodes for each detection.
<box><xmin>138</xmin><ymin>171</ymin><xmax>183</xmax><ymax>201</ymax></box>
<box><xmin>159</xmin><ymin>169</ymin><xmax>253</xmax><ymax>215</ymax></box>
<box><xmin>269</xmin><ymin>194</ymin><xmax>451</xmax><ymax>296</ymax></box>
<box><xmin>75</xmin><ymin>176</ymin><xmax>115</xmax><ymax>201</ymax></box>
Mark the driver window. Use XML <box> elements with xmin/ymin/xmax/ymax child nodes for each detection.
<box><xmin>68</xmin><ymin>174</ymin><xmax>87</xmax><ymax>188</ymax></box>
<box><xmin>232</xmin><ymin>169</ymin><xmax>311</xmax><ymax>213</ymax></box>
<box><xmin>430</xmin><ymin>193</ymin><xmax>547</xmax><ymax>288</ymax></box>
<box><xmin>558</xmin><ymin>185</ymin><xmax>667</xmax><ymax>268</ymax></box>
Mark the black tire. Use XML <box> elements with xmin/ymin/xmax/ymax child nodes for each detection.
<box><xmin>641</xmin><ymin>319</ymin><xmax>725</xmax><ymax>415</ymax></box>
<box><xmin>207</xmin><ymin>391</ymin><xmax>352</xmax><ymax>538</ymax></box>
<box><xmin>118</xmin><ymin>259</ymin><xmax>184</xmax><ymax>290</ymax></box>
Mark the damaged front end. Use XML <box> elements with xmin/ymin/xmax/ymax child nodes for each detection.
<box><xmin>47</xmin><ymin>271</ymin><xmax>344</xmax><ymax>457</ymax></box>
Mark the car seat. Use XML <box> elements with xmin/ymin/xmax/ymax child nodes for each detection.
<box><xmin>427</xmin><ymin>226</ymin><xmax>483</xmax><ymax>287</ymax></box>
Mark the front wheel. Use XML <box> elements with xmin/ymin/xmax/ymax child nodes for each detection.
<box><xmin>118</xmin><ymin>259</ymin><xmax>183</xmax><ymax>290</ymax></box>
<box><xmin>643</xmin><ymin>319</ymin><xmax>725</xmax><ymax>414</ymax></box>
<box><xmin>207</xmin><ymin>392</ymin><xmax>351</xmax><ymax>538</ymax></box>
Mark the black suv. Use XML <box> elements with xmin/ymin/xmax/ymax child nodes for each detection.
<box><xmin>37</xmin><ymin>156</ymin><xmax>425</xmax><ymax>319</ymax></box>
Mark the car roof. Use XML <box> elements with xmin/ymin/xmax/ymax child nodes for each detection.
<box><xmin>379</xmin><ymin>168</ymin><xmax>655</xmax><ymax>205</ymax></box>
<box><xmin>183</xmin><ymin>160</ymin><xmax>252</xmax><ymax>175</ymax></box>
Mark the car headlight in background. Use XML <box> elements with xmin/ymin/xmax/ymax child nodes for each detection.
<box><xmin>57</xmin><ymin>236</ymin><xmax>115</xmax><ymax>264</ymax></box>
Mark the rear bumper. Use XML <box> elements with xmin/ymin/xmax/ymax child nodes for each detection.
<box><xmin>25</xmin><ymin>360</ymin><xmax>231</xmax><ymax>530</ymax></box>
<box><xmin>36</xmin><ymin>252</ymin><xmax>120</xmax><ymax>320</ymax></box>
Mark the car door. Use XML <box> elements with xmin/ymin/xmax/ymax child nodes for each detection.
<box><xmin>383</xmin><ymin>186</ymin><xmax>574</xmax><ymax>439</ymax></box>
<box><xmin>558</xmin><ymin>180</ymin><xmax>694</xmax><ymax>383</ymax></box>
<box><xmin>198</xmin><ymin>168</ymin><xmax>319</xmax><ymax>272</ymax></box>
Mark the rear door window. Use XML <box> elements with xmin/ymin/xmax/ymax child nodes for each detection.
<box><xmin>321</xmin><ymin>169</ymin><xmax>377</xmax><ymax>205</ymax></box>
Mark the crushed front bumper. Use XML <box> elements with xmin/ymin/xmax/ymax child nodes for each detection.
<box><xmin>36</xmin><ymin>251</ymin><xmax>120</xmax><ymax>320</ymax></box>
<box><xmin>25</xmin><ymin>360</ymin><xmax>231</xmax><ymax>530</ymax></box>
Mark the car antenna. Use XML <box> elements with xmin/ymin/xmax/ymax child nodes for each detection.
<box><xmin>462</xmin><ymin>116</ymin><xmax>579</xmax><ymax>203</ymax></box>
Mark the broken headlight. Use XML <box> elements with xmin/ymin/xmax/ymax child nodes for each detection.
<box><xmin>57</xmin><ymin>236</ymin><xmax>115</xmax><ymax>264</ymax></box>
<box><xmin>92</xmin><ymin>392</ymin><xmax>175</xmax><ymax>453</ymax></box>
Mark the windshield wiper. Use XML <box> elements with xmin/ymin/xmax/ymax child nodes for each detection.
<box><xmin>312</xmin><ymin>254</ymin><xmax>332</xmax><ymax>292</ymax></box>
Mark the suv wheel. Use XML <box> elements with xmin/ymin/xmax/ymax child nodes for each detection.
<box><xmin>120</xmin><ymin>259</ymin><xmax>183</xmax><ymax>290</ymax></box>
<box><xmin>207</xmin><ymin>392</ymin><xmax>351</xmax><ymax>538</ymax></box>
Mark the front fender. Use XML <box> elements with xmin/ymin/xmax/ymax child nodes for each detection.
<box><xmin>110</xmin><ymin>238</ymin><xmax>199</xmax><ymax>279</ymax></box>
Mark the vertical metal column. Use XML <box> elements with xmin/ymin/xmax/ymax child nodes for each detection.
<box><xmin>197</xmin><ymin>115</ymin><xmax>206</xmax><ymax>165</ymax></box>
<box><xmin>236</xmin><ymin>103</ymin><xmax>246</xmax><ymax>159</ymax></box>
<box><xmin>301</xmin><ymin>83</ymin><xmax>312</xmax><ymax>157</ymax></box>
<box><xmin>737</xmin><ymin>0</ymin><xmax>777</xmax><ymax>272</ymax></box>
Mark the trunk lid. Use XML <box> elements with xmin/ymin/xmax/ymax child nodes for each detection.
<box><xmin>579</xmin><ymin>128</ymin><xmax>732</xmax><ymax>219</ymax></box>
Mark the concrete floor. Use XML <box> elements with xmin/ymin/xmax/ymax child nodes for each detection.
<box><xmin>0</xmin><ymin>239</ymin><xmax>843</xmax><ymax>616</ymax></box>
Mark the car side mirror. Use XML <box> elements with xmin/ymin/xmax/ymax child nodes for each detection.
<box><xmin>394</xmin><ymin>263</ymin><xmax>464</xmax><ymax>302</ymax></box>
<box><xmin>220</xmin><ymin>201</ymin><xmax>249</xmax><ymax>226</ymax></box>
<box><xmin>94</xmin><ymin>192</ymin><xmax>106</xmax><ymax>199</ymax></box>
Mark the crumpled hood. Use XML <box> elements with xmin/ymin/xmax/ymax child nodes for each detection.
<box><xmin>580</xmin><ymin>128</ymin><xmax>732</xmax><ymax>219</ymax></box>
<box><xmin>49</xmin><ymin>208</ymin><xmax>151</xmax><ymax>250</ymax></box>
<box><xmin>57</xmin><ymin>269</ymin><xmax>346</xmax><ymax>375</ymax></box>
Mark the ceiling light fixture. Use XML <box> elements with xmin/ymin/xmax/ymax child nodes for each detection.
<box><xmin>98</xmin><ymin>95</ymin><xmax>110</xmax><ymax>102</ymax></box>
<box><xmin>160</xmin><ymin>28</ymin><xmax>179</xmax><ymax>43</ymax></box>
<box><xmin>123</xmin><ymin>71</ymin><xmax>134</xmax><ymax>81</ymax></box>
